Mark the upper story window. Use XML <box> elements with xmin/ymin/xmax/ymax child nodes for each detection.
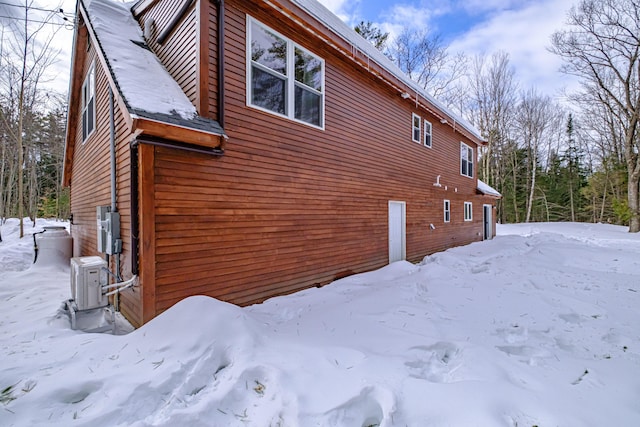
<box><xmin>412</xmin><ymin>113</ymin><xmax>421</xmax><ymax>143</ymax></box>
<box><xmin>424</xmin><ymin>120</ymin><xmax>432</xmax><ymax>147</ymax></box>
<box><xmin>444</xmin><ymin>199</ymin><xmax>450</xmax><ymax>223</ymax></box>
<box><xmin>248</xmin><ymin>17</ymin><xmax>324</xmax><ymax>128</ymax></box>
<box><xmin>464</xmin><ymin>202</ymin><xmax>473</xmax><ymax>221</ymax></box>
<box><xmin>461</xmin><ymin>142</ymin><xmax>474</xmax><ymax>178</ymax></box>
<box><xmin>81</xmin><ymin>63</ymin><xmax>95</xmax><ymax>142</ymax></box>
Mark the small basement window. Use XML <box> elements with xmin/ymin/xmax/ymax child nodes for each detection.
<box><xmin>444</xmin><ymin>200</ymin><xmax>450</xmax><ymax>223</ymax></box>
<box><xmin>464</xmin><ymin>202</ymin><xmax>472</xmax><ymax>221</ymax></box>
<box><xmin>81</xmin><ymin>63</ymin><xmax>95</xmax><ymax>143</ymax></box>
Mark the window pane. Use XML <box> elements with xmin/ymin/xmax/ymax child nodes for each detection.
<box><xmin>413</xmin><ymin>115</ymin><xmax>420</xmax><ymax>141</ymax></box>
<box><xmin>424</xmin><ymin>121</ymin><xmax>432</xmax><ymax>146</ymax></box>
<box><xmin>295</xmin><ymin>48</ymin><xmax>322</xmax><ymax>91</ymax></box>
<box><xmin>89</xmin><ymin>68</ymin><xmax>94</xmax><ymax>98</ymax></box>
<box><xmin>294</xmin><ymin>85</ymin><xmax>321</xmax><ymax>126</ymax></box>
<box><xmin>82</xmin><ymin>110</ymin><xmax>87</xmax><ymax>140</ymax></box>
<box><xmin>88</xmin><ymin>99</ymin><xmax>94</xmax><ymax>134</ymax></box>
<box><xmin>252</xmin><ymin>66</ymin><xmax>286</xmax><ymax>114</ymax></box>
<box><xmin>251</xmin><ymin>22</ymin><xmax>286</xmax><ymax>75</ymax></box>
<box><xmin>461</xmin><ymin>159</ymin><xmax>468</xmax><ymax>176</ymax></box>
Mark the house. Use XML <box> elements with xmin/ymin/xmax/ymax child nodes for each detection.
<box><xmin>63</xmin><ymin>0</ymin><xmax>500</xmax><ymax>327</ymax></box>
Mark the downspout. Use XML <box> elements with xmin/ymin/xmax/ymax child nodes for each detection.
<box><xmin>130</xmin><ymin>144</ymin><xmax>139</xmax><ymax>276</ymax></box>
<box><xmin>109</xmin><ymin>88</ymin><xmax>117</xmax><ymax>214</ymax></box>
<box><xmin>216</xmin><ymin>0</ymin><xmax>225</xmax><ymax>128</ymax></box>
<box><xmin>108</xmin><ymin>87</ymin><xmax>124</xmax><ymax>310</ymax></box>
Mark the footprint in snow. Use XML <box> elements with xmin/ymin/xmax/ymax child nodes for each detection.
<box><xmin>404</xmin><ymin>342</ymin><xmax>462</xmax><ymax>383</ymax></box>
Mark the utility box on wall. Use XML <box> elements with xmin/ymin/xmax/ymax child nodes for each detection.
<box><xmin>96</xmin><ymin>206</ymin><xmax>121</xmax><ymax>255</ymax></box>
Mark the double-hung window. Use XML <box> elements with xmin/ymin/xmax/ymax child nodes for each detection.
<box><xmin>461</xmin><ymin>142</ymin><xmax>474</xmax><ymax>178</ymax></box>
<box><xmin>81</xmin><ymin>63</ymin><xmax>95</xmax><ymax>142</ymax></box>
<box><xmin>424</xmin><ymin>120</ymin><xmax>432</xmax><ymax>147</ymax></box>
<box><xmin>444</xmin><ymin>200</ymin><xmax>450</xmax><ymax>223</ymax></box>
<box><xmin>412</xmin><ymin>113</ymin><xmax>421</xmax><ymax>143</ymax></box>
<box><xmin>248</xmin><ymin>18</ymin><xmax>324</xmax><ymax>128</ymax></box>
<box><xmin>464</xmin><ymin>202</ymin><xmax>472</xmax><ymax>221</ymax></box>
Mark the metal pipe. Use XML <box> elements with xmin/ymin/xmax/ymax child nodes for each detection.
<box><xmin>32</xmin><ymin>230</ymin><xmax>46</xmax><ymax>263</ymax></box>
<box><xmin>102</xmin><ymin>275</ymin><xmax>137</xmax><ymax>290</ymax></box>
<box><xmin>105</xmin><ymin>282</ymin><xmax>135</xmax><ymax>297</ymax></box>
<box><xmin>108</xmin><ymin>87</ymin><xmax>119</xmax><ymax>308</ymax></box>
<box><xmin>130</xmin><ymin>144</ymin><xmax>139</xmax><ymax>276</ymax></box>
<box><xmin>103</xmin><ymin>276</ymin><xmax>137</xmax><ymax>296</ymax></box>
<box><xmin>216</xmin><ymin>0</ymin><xmax>225</xmax><ymax>128</ymax></box>
<box><xmin>109</xmin><ymin>87</ymin><xmax>117</xmax><ymax>212</ymax></box>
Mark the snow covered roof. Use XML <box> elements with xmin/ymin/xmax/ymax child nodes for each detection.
<box><xmin>82</xmin><ymin>0</ymin><xmax>224</xmax><ymax>136</ymax></box>
<box><xmin>477</xmin><ymin>179</ymin><xmax>502</xmax><ymax>198</ymax></box>
<box><xmin>292</xmin><ymin>0</ymin><xmax>484</xmax><ymax>143</ymax></box>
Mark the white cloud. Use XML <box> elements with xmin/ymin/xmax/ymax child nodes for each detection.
<box><xmin>317</xmin><ymin>0</ymin><xmax>361</xmax><ymax>25</ymax></box>
<box><xmin>448</xmin><ymin>0</ymin><xmax>577</xmax><ymax>98</ymax></box>
<box><xmin>458</xmin><ymin>0</ymin><xmax>525</xmax><ymax>14</ymax></box>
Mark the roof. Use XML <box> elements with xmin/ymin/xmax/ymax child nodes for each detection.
<box><xmin>82</xmin><ymin>0</ymin><xmax>224</xmax><ymax>136</ymax></box>
<box><xmin>477</xmin><ymin>179</ymin><xmax>502</xmax><ymax>198</ymax></box>
<box><xmin>292</xmin><ymin>0</ymin><xmax>484</xmax><ymax>143</ymax></box>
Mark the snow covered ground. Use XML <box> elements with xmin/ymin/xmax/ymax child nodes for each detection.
<box><xmin>1</xmin><ymin>218</ymin><xmax>639</xmax><ymax>426</ymax></box>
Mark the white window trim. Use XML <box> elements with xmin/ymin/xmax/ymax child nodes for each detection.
<box><xmin>412</xmin><ymin>113</ymin><xmax>421</xmax><ymax>143</ymax></box>
<box><xmin>444</xmin><ymin>199</ymin><xmax>450</xmax><ymax>223</ymax></box>
<box><xmin>464</xmin><ymin>201</ymin><xmax>473</xmax><ymax>221</ymax></box>
<box><xmin>461</xmin><ymin>142</ymin><xmax>474</xmax><ymax>178</ymax></box>
<box><xmin>246</xmin><ymin>16</ymin><xmax>325</xmax><ymax>130</ymax></box>
<box><xmin>81</xmin><ymin>62</ymin><xmax>95</xmax><ymax>143</ymax></box>
<box><xmin>424</xmin><ymin>120</ymin><xmax>432</xmax><ymax>148</ymax></box>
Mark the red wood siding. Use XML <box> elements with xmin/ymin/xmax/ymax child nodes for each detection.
<box><xmin>142</xmin><ymin>0</ymin><xmax>492</xmax><ymax>316</ymax></box>
<box><xmin>136</xmin><ymin>0</ymin><xmax>198</xmax><ymax>106</ymax></box>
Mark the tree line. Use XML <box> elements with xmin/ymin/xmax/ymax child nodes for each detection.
<box><xmin>356</xmin><ymin>0</ymin><xmax>640</xmax><ymax>232</ymax></box>
<box><xmin>1</xmin><ymin>0</ymin><xmax>638</xmax><ymax>237</ymax></box>
<box><xmin>1</xmin><ymin>2</ymin><xmax>70</xmax><ymax>240</ymax></box>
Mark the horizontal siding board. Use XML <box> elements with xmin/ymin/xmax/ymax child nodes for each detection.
<box><xmin>144</xmin><ymin>0</ymin><xmax>493</xmax><ymax>317</ymax></box>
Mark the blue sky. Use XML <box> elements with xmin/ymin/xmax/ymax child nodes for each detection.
<box><xmin>318</xmin><ymin>0</ymin><xmax>579</xmax><ymax>99</ymax></box>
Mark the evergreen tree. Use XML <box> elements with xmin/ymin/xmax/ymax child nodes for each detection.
<box><xmin>354</xmin><ymin>21</ymin><xmax>389</xmax><ymax>52</ymax></box>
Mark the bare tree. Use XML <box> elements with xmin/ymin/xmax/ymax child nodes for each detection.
<box><xmin>514</xmin><ymin>89</ymin><xmax>564</xmax><ymax>222</ymax></box>
<box><xmin>466</xmin><ymin>51</ymin><xmax>518</xmax><ymax>222</ymax></box>
<box><xmin>0</xmin><ymin>1</ymin><xmax>62</xmax><ymax>237</ymax></box>
<box><xmin>551</xmin><ymin>0</ymin><xmax>640</xmax><ymax>232</ymax></box>
<box><xmin>388</xmin><ymin>28</ymin><xmax>468</xmax><ymax>105</ymax></box>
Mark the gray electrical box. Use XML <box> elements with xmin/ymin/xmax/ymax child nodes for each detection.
<box><xmin>96</xmin><ymin>206</ymin><xmax>121</xmax><ymax>255</ymax></box>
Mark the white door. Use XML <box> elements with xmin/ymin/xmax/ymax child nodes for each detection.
<box><xmin>483</xmin><ymin>204</ymin><xmax>493</xmax><ymax>240</ymax></box>
<box><xmin>388</xmin><ymin>201</ymin><xmax>406</xmax><ymax>263</ymax></box>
